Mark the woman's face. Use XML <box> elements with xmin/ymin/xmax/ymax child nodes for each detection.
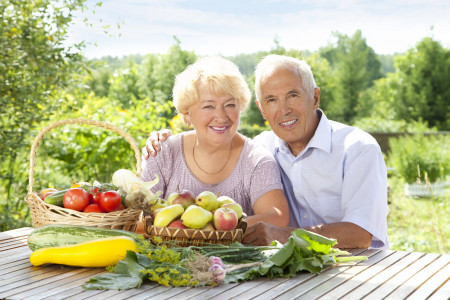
<box><xmin>186</xmin><ymin>85</ymin><xmax>240</xmax><ymax>145</ymax></box>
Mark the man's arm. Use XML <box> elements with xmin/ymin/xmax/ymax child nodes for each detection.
<box><xmin>243</xmin><ymin>221</ymin><xmax>372</xmax><ymax>248</ymax></box>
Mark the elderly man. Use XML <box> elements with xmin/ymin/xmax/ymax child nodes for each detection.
<box><xmin>144</xmin><ymin>55</ymin><xmax>389</xmax><ymax>249</ymax></box>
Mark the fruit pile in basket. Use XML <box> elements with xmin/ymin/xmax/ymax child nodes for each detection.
<box><xmin>150</xmin><ymin>189</ymin><xmax>244</xmax><ymax>231</ymax></box>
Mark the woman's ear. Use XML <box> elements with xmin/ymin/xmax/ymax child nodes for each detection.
<box><xmin>183</xmin><ymin>112</ymin><xmax>191</xmax><ymax>126</ymax></box>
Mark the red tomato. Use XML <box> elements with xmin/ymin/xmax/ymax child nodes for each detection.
<box><xmin>89</xmin><ymin>187</ymin><xmax>100</xmax><ymax>204</ymax></box>
<box><xmin>83</xmin><ymin>203</ymin><xmax>105</xmax><ymax>213</ymax></box>
<box><xmin>114</xmin><ymin>203</ymin><xmax>125</xmax><ymax>211</ymax></box>
<box><xmin>97</xmin><ymin>190</ymin><xmax>121</xmax><ymax>212</ymax></box>
<box><xmin>63</xmin><ymin>188</ymin><xmax>89</xmax><ymax>211</ymax></box>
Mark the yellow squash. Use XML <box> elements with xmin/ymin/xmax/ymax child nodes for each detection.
<box><xmin>29</xmin><ymin>236</ymin><xmax>138</xmax><ymax>267</ymax></box>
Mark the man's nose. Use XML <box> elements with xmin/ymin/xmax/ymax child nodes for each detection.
<box><xmin>279</xmin><ymin>99</ymin><xmax>292</xmax><ymax>115</ymax></box>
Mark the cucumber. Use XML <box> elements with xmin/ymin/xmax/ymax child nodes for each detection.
<box><xmin>44</xmin><ymin>189</ymin><xmax>68</xmax><ymax>206</ymax></box>
<box><xmin>27</xmin><ymin>224</ymin><xmax>142</xmax><ymax>251</ymax></box>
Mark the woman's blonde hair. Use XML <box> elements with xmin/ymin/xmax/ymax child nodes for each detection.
<box><xmin>172</xmin><ymin>56</ymin><xmax>251</xmax><ymax>124</ymax></box>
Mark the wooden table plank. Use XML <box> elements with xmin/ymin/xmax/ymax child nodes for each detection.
<box><xmin>428</xmin><ymin>277</ymin><xmax>450</xmax><ymax>300</ymax></box>
<box><xmin>0</xmin><ymin>266</ymin><xmax>100</xmax><ymax>299</ymax></box>
<box><xmin>351</xmin><ymin>252</ymin><xmax>436</xmax><ymax>299</ymax></box>
<box><xmin>228</xmin><ymin>277</ymin><xmax>290</xmax><ymax>300</ymax></box>
<box><xmin>0</xmin><ymin>259</ymin><xmax>31</xmax><ymax>277</ymax></box>
<box><xmin>314</xmin><ymin>250</ymin><xmax>404</xmax><ymax>299</ymax></box>
<box><xmin>12</xmin><ymin>268</ymin><xmax>105</xmax><ymax>300</ymax></box>
<box><xmin>365</xmin><ymin>252</ymin><xmax>442</xmax><ymax>299</ymax></box>
<box><xmin>270</xmin><ymin>249</ymin><xmax>389</xmax><ymax>300</ymax></box>
<box><xmin>385</xmin><ymin>255</ymin><xmax>450</xmax><ymax>300</ymax></box>
<box><xmin>184</xmin><ymin>282</ymin><xmax>241</xmax><ymax>300</ymax></box>
<box><xmin>0</xmin><ymin>227</ymin><xmax>33</xmax><ymax>240</ymax></box>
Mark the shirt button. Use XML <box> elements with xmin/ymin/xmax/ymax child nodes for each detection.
<box><xmin>294</xmin><ymin>163</ymin><xmax>298</xmax><ymax>167</ymax></box>
<box><xmin>303</xmin><ymin>214</ymin><xmax>308</xmax><ymax>218</ymax></box>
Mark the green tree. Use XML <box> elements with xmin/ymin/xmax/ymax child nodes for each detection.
<box><xmin>393</xmin><ymin>37</ymin><xmax>450</xmax><ymax>130</ymax></box>
<box><xmin>319</xmin><ymin>30</ymin><xmax>382</xmax><ymax>123</ymax></box>
<box><xmin>108</xmin><ymin>60</ymin><xmax>142</xmax><ymax>108</ymax></box>
<box><xmin>0</xmin><ymin>0</ymin><xmax>89</xmax><ymax>230</ymax></box>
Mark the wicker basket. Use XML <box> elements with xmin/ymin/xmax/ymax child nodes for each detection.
<box><xmin>25</xmin><ymin>119</ymin><xmax>143</xmax><ymax>232</ymax></box>
<box><xmin>144</xmin><ymin>213</ymin><xmax>248</xmax><ymax>246</ymax></box>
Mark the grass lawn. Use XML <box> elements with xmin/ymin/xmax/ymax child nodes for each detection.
<box><xmin>387</xmin><ymin>176</ymin><xmax>449</xmax><ymax>254</ymax></box>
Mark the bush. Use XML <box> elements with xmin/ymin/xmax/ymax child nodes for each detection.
<box><xmin>387</xmin><ymin>134</ymin><xmax>449</xmax><ymax>183</ymax></box>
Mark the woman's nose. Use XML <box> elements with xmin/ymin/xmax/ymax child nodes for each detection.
<box><xmin>215</xmin><ymin>107</ymin><xmax>228</xmax><ymax>121</ymax></box>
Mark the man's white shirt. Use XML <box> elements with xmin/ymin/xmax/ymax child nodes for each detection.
<box><xmin>253</xmin><ymin>110</ymin><xmax>390</xmax><ymax>249</ymax></box>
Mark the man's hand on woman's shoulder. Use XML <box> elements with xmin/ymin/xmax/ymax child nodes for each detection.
<box><xmin>142</xmin><ymin>129</ymin><xmax>173</xmax><ymax>159</ymax></box>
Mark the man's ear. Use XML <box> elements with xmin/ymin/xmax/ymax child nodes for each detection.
<box><xmin>313</xmin><ymin>87</ymin><xmax>320</xmax><ymax>109</ymax></box>
<box><xmin>255</xmin><ymin>100</ymin><xmax>266</xmax><ymax>120</ymax></box>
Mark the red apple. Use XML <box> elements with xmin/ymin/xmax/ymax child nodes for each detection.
<box><xmin>221</xmin><ymin>202</ymin><xmax>243</xmax><ymax>219</ymax></box>
<box><xmin>213</xmin><ymin>207</ymin><xmax>238</xmax><ymax>231</ymax></box>
<box><xmin>167</xmin><ymin>189</ymin><xmax>195</xmax><ymax>208</ymax></box>
<box><xmin>168</xmin><ymin>219</ymin><xmax>187</xmax><ymax>229</ymax></box>
<box><xmin>200</xmin><ymin>222</ymin><xmax>215</xmax><ymax>231</ymax></box>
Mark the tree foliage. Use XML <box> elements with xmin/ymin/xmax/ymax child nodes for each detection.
<box><xmin>0</xmin><ymin>0</ymin><xmax>88</xmax><ymax>230</ymax></box>
<box><xmin>392</xmin><ymin>37</ymin><xmax>450</xmax><ymax>130</ymax></box>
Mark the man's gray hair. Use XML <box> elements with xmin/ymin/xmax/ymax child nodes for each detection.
<box><xmin>254</xmin><ymin>54</ymin><xmax>317</xmax><ymax>102</ymax></box>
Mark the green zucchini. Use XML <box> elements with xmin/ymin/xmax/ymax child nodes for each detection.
<box><xmin>27</xmin><ymin>224</ymin><xmax>142</xmax><ymax>251</ymax></box>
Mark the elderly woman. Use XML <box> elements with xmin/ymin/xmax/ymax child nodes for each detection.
<box><xmin>141</xmin><ymin>56</ymin><xmax>289</xmax><ymax>226</ymax></box>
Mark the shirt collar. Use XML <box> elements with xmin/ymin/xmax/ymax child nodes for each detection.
<box><xmin>274</xmin><ymin>109</ymin><xmax>332</xmax><ymax>156</ymax></box>
<box><xmin>307</xmin><ymin>109</ymin><xmax>332</xmax><ymax>154</ymax></box>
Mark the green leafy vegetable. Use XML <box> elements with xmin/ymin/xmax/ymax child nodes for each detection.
<box><xmin>83</xmin><ymin>229</ymin><xmax>367</xmax><ymax>290</ymax></box>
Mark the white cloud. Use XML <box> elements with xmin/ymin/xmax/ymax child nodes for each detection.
<box><xmin>68</xmin><ymin>0</ymin><xmax>450</xmax><ymax>58</ymax></box>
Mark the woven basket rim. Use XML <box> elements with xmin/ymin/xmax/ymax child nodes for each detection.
<box><xmin>25</xmin><ymin>119</ymin><xmax>143</xmax><ymax>231</ymax></box>
<box><xmin>144</xmin><ymin>214</ymin><xmax>247</xmax><ymax>245</ymax></box>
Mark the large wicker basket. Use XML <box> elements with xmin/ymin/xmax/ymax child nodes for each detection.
<box><xmin>144</xmin><ymin>213</ymin><xmax>248</xmax><ymax>246</ymax></box>
<box><xmin>25</xmin><ymin>119</ymin><xmax>142</xmax><ymax>232</ymax></box>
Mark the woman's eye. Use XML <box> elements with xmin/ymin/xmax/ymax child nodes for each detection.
<box><xmin>226</xmin><ymin>103</ymin><xmax>236</xmax><ymax>107</ymax></box>
<box><xmin>203</xmin><ymin>105</ymin><xmax>213</xmax><ymax>109</ymax></box>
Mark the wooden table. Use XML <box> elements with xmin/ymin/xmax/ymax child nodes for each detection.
<box><xmin>1</xmin><ymin>227</ymin><xmax>449</xmax><ymax>300</ymax></box>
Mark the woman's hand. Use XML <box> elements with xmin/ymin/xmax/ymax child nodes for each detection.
<box><xmin>142</xmin><ymin>129</ymin><xmax>173</xmax><ymax>159</ymax></box>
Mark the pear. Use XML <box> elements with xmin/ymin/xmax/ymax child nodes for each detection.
<box><xmin>153</xmin><ymin>204</ymin><xmax>184</xmax><ymax>227</ymax></box>
<box><xmin>181</xmin><ymin>205</ymin><xmax>213</xmax><ymax>229</ymax></box>
<box><xmin>217</xmin><ymin>195</ymin><xmax>235</xmax><ymax>207</ymax></box>
<box><xmin>195</xmin><ymin>191</ymin><xmax>219</xmax><ymax>211</ymax></box>
<box><xmin>150</xmin><ymin>198</ymin><xmax>167</xmax><ymax>212</ymax></box>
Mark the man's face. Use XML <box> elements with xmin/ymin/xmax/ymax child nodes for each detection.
<box><xmin>256</xmin><ymin>68</ymin><xmax>320</xmax><ymax>155</ymax></box>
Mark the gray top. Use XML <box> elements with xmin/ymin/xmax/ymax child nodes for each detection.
<box><xmin>141</xmin><ymin>132</ymin><xmax>284</xmax><ymax>216</ymax></box>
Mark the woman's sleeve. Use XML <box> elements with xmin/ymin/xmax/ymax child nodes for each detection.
<box><xmin>248</xmin><ymin>148</ymin><xmax>284</xmax><ymax>207</ymax></box>
<box><xmin>140</xmin><ymin>140</ymin><xmax>171</xmax><ymax>196</ymax></box>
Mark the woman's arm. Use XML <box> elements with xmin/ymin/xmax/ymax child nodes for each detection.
<box><xmin>247</xmin><ymin>189</ymin><xmax>289</xmax><ymax>227</ymax></box>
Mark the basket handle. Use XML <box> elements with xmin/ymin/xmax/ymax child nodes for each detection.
<box><xmin>28</xmin><ymin>119</ymin><xmax>142</xmax><ymax>194</ymax></box>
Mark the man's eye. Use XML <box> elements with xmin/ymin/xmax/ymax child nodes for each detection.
<box><xmin>288</xmin><ymin>93</ymin><xmax>299</xmax><ymax>98</ymax></box>
<box><xmin>266</xmin><ymin>98</ymin><xmax>276</xmax><ymax>103</ymax></box>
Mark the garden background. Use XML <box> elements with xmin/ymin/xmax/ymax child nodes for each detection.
<box><xmin>1</xmin><ymin>0</ymin><xmax>448</xmax><ymax>254</ymax></box>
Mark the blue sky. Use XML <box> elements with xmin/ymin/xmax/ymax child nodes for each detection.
<box><xmin>67</xmin><ymin>0</ymin><xmax>450</xmax><ymax>58</ymax></box>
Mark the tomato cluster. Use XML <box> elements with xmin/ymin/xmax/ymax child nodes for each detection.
<box><xmin>63</xmin><ymin>188</ymin><xmax>123</xmax><ymax>213</ymax></box>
